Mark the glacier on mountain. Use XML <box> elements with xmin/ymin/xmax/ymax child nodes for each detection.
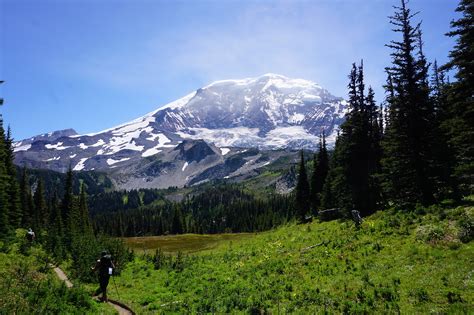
<box><xmin>14</xmin><ymin>73</ymin><xmax>347</xmax><ymax>173</ymax></box>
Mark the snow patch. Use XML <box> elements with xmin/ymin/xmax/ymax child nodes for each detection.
<box><xmin>146</xmin><ymin>133</ymin><xmax>172</xmax><ymax>147</ymax></box>
<box><xmin>73</xmin><ymin>158</ymin><xmax>88</xmax><ymax>171</ymax></box>
<box><xmin>90</xmin><ymin>139</ymin><xmax>105</xmax><ymax>147</ymax></box>
<box><xmin>142</xmin><ymin>146</ymin><xmax>162</xmax><ymax>157</ymax></box>
<box><xmin>14</xmin><ymin>143</ymin><xmax>32</xmax><ymax>152</ymax></box>
<box><xmin>106</xmin><ymin>157</ymin><xmax>130</xmax><ymax>165</ymax></box>
<box><xmin>220</xmin><ymin>148</ymin><xmax>230</xmax><ymax>156</ymax></box>
<box><xmin>182</xmin><ymin>162</ymin><xmax>189</xmax><ymax>171</ymax></box>
<box><xmin>176</xmin><ymin>127</ymin><xmax>261</xmax><ymax>148</ymax></box>
<box><xmin>45</xmin><ymin>156</ymin><xmax>61</xmax><ymax>161</ymax></box>
<box><xmin>45</xmin><ymin>142</ymin><xmax>70</xmax><ymax>151</ymax></box>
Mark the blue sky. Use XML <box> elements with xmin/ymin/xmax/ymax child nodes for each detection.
<box><xmin>1</xmin><ymin>0</ymin><xmax>459</xmax><ymax>140</ymax></box>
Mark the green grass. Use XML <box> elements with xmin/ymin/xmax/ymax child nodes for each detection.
<box><xmin>0</xmin><ymin>230</ymin><xmax>114</xmax><ymax>314</ymax></box>
<box><xmin>123</xmin><ymin>233</ymin><xmax>254</xmax><ymax>255</ymax></box>
<box><xmin>107</xmin><ymin>204</ymin><xmax>473</xmax><ymax>314</ymax></box>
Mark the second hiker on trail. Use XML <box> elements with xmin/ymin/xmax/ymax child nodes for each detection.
<box><xmin>26</xmin><ymin>228</ymin><xmax>35</xmax><ymax>242</ymax></box>
<box><xmin>91</xmin><ymin>251</ymin><xmax>115</xmax><ymax>302</ymax></box>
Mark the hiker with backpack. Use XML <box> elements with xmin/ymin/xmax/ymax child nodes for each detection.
<box><xmin>26</xmin><ymin>228</ymin><xmax>35</xmax><ymax>242</ymax></box>
<box><xmin>91</xmin><ymin>251</ymin><xmax>115</xmax><ymax>302</ymax></box>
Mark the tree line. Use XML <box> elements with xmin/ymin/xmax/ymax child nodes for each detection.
<box><xmin>92</xmin><ymin>184</ymin><xmax>295</xmax><ymax>237</ymax></box>
<box><xmin>294</xmin><ymin>0</ymin><xmax>473</xmax><ymax>220</ymax></box>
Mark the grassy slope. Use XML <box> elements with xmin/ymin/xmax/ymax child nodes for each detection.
<box><xmin>0</xmin><ymin>231</ymin><xmax>114</xmax><ymax>314</ymax></box>
<box><xmin>109</xmin><ymin>204</ymin><xmax>473</xmax><ymax>314</ymax></box>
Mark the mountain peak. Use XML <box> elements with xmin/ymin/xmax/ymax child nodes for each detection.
<box><xmin>14</xmin><ymin>74</ymin><xmax>347</xmax><ymax>175</ymax></box>
<box><xmin>203</xmin><ymin>73</ymin><xmax>314</xmax><ymax>89</ymax></box>
<box><xmin>259</xmin><ymin>73</ymin><xmax>288</xmax><ymax>79</ymax></box>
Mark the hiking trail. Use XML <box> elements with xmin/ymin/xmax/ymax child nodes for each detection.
<box><xmin>49</xmin><ymin>264</ymin><xmax>134</xmax><ymax>315</ymax></box>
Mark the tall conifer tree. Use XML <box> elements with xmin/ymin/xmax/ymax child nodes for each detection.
<box><xmin>20</xmin><ymin>167</ymin><xmax>32</xmax><ymax>227</ymax></box>
<box><xmin>171</xmin><ymin>205</ymin><xmax>184</xmax><ymax>234</ymax></box>
<box><xmin>322</xmin><ymin>61</ymin><xmax>381</xmax><ymax>216</ymax></box>
<box><xmin>78</xmin><ymin>183</ymin><xmax>92</xmax><ymax>235</ymax></box>
<box><xmin>430</xmin><ymin>61</ymin><xmax>459</xmax><ymax>199</ymax></box>
<box><xmin>381</xmin><ymin>0</ymin><xmax>437</xmax><ymax>207</ymax></box>
<box><xmin>62</xmin><ymin>167</ymin><xmax>75</xmax><ymax>247</ymax></box>
<box><xmin>4</xmin><ymin>129</ymin><xmax>21</xmax><ymax>229</ymax></box>
<box><xmin>0</xmin><ymin>114</ymin><xmax>9</xmax><ymax>237</ymax></box>
<box><xmin>33</xmin><ymin>178</ymin><xmax>47</xmax><ymax>231</ymax></box>
<box><xmin>295</xmin><ymin>151</ymin><xmax>310</xmax><ymax>221</ymax></box>
<box><xmin>442</xmin><ymin>0</ymin><xmax>474</xmax><ymax>194</ymax></box>
<box><xmin>310</xmin><ymin>133</ymin><xmax>329</xmax><ymax>212</ymax></box>
<box><xmin>48</xmin><ymin>192</ymin><xmax>65</xmax><ymax>260</ymax></box>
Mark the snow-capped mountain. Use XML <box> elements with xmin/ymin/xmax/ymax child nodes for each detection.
<box><xmin>153</xmin><ymin>73</ymin><xmax>345</xmax><ymax>147</ymax></box>
<box><xmin>14</xmin><ymin>74</ymin><xmax>346</xmax><ymax>182</ymax></box>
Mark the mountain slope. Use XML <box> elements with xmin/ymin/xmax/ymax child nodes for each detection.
<box><xmin>13</xmin><ymin>74</ymin><xmax>346</xmax><ymax>189</ymax></box>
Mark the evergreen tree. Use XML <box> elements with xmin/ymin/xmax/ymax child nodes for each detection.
<box><xmin>62</xmin><ymin>167</ymin><xmax>75</xmax><ymax>247</ymax></box>
<box><xmin>171</xmin><ymin>205</ymin><xmax>184</xmax><ymax>234</ymax></box>
<box><xmin>33</xmin><ymin>178</ymin><xmax>47</xmax><ymax>232</ymax></box>
<box><xmin>430</xmin><ymin>61</ymin><xmax>459</xmax><ymax>199</ymax></box>
<box><xmin>0</xmin><ymin>81</ymin><xmax>21</xmax><ymax>237</ymax></box>
<box><xmin>126</xmin><ymin>190</ymin><xmax>142</xmax><ymax>209</ymax></box>
<box><xmin>381</xmin><ymin>0</ymin><xmax>437</xmax><ymax>208</ymax></box>
<box><xmin>366</xmin><ymin>87</ymin><xmax>384</xmax><ymax>210</ymax></box>
<box><xmin>5</xmin><ymin>128</ymin><xmax>21</xmax><ymax>228</ymax></box>
<box><xmin>48</xmin><ymin>192</ymin><xmax>65</xmax><ymax>260</ymax></box>
<box><xmin>442</xmin><ymin>0</ymin><xmax>474</xmax><ymax>194</ymax></box>
<box><xmin>310</xmin><ymin>133</ymin><xmax>329</xmax><ymax>212</ymax></box>
<box><xmin>78</xmin><ymin>183</ymin><xmax>92</xmax><ymax>235</ymax></box>
<box><xmin>295</xmin><ymin>151</ymin><xmax>310</xmax><ymax>221</ymax></box>
<box><xmin>20</xmin><ymin>167</ymin><xmax>32</xmax><ymax>227</ymax></box>
<box><xmin>62</xmin><ymin>167</ymin><xmax>74</xmax><ymax>222</ymax></box>
<box><xmin>322</xmin><ymin>61</ymin><xmax>381</xmax><ymax>216</ymax></box>
<box><xmin>0</xmin><ymin>115</ymin><xmax>10</xmax><ymax>237</ymax></box>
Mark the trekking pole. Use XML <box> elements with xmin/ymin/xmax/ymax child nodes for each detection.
<box><xmin>112</xmin><ymin>275</ymin><xmax>121</xmax><ymax>301</ymax></box>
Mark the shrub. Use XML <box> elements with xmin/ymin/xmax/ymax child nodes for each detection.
<box><xmin>447</xmin><ymin>291</ymin><xmax>463</xmax><ymax>304</ymax></box>
<box><xmin>153</xmin><ymin>248</ymin><xmax>165</xmax><ymax>270</ymax></box>
<box><xmin>415</xmin><ymin>224</ymin><xmax>445</xmax><ymax>243</ymax></box>
<box><xmin>457</xmin><ymin>212</ymin><xmax>473</xmax><ymax>243</ymax></box>
<box><xmin>413</xmin><ymin>288</ymin><xmax>430</xmax><ymax>303</ymax></box>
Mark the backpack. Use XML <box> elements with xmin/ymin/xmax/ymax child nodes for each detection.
<box><xmin>26</xmin><ymin>230</ymin><xmax>35</xmax><ymax>241</ymax></box>
<box><xmin>99</xmin><ymin>254</ymin><xmax>113</xmax><ymax>276</ymax></box>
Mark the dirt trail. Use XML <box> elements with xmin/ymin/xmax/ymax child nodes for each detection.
<box><xmin>108</xmin><ymin>299</ymin><xmax>135</xmax><ymax>315</ymax></box>
<box><xmin>49</xmin><ymin>264</ymin><xmax>134</xmax><ymax>315</ymax></box>
<box><xmin>52</xmin><ymin>265</ymin><xmax>73</xmax><ymax>288</ymax></box>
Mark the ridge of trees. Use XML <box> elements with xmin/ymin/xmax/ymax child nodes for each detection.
<box><xmin>92</xmin><ymin>184</ymin><xmax>295</xmax><ymax>236</ymax></box>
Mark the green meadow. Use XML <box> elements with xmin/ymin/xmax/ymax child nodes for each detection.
<box><xmin>123</xmin><ymin>233</ymin><xmax>254</xmax><ymax>255</ymax></box>
<box><xmin>101</xmin><ymin>203</ymin><xmax>473</xmax><ymax>314</ymax></box>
